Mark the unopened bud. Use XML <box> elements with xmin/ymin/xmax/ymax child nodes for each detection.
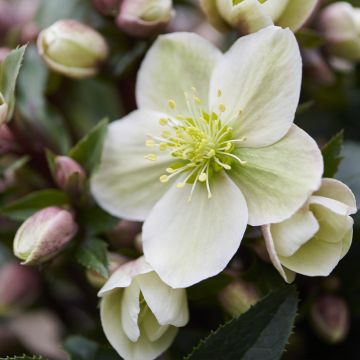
<box><xmin>37</xmin><ymin>19</ymin><xmax>109</xmax><ymax>79</ymax></box>
<box><xmin>319</xmin><ymin>2</ymin><xmax>360</xmax><ymax>62</ymax></box>
<box><xmin>0</xmin><ymin>47</ymin><xmax>10</xmax><ymax>63</ymax></box>
<box><xmin>0</xmin><ymin>92</ymin><xmax>8</xmax><ymax>125</ymax></box>
<box><xmin>13</xmin><ymin>207</ymin><xmax>78</xmax><ymax>265</ymax></box>
<box><xmin>107</xmin><ymin>220</ymin><xmax>142</xmax><ymax>248</ymax></box>
<box><xmin>311</xmin><ymin>295</ymin><xmax>349</xmax><ymax>343</ymax></box>
<box><xmin>0</xmin><ymin>262</ymin><xmax>39</xmax><ymax>313</ymax></box>
<box><xmin>54</xmin><ymin>156</ymin><xmax>86</xmax><ymax>195</ymax></box>
<box><xmin>93</xmin><ymin>0</ymin><xmax>121</xmax><ymax>16</ymax></box>
<box><xmin>219</xmin><ymin>280</ymin><xmax>259</xmax><ymax>317</ymax></box>
<box><xmin>117</xmin><ymin>0</ymin><xmax>174</xmax><ymax>38</ymax></box>
<box><xmin>86</xmin><ymin>252</ymin><xmax>129</xmax><ymax>288</ymax></box>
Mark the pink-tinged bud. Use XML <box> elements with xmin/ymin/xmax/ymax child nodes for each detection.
<box><xmin>93</xmin><ymin>0</ymin><xmax>121</xmax><ymax>16</ymax></box>
<box><xmin>0</xmin><ymin>47</ymin><xmax>10</xmax><ymax>63</ymax></box>
<box><xmin>107</xmin><ymin>220</ymin><xmax>142</xmax><ymax>248</ymax></box>
<box><xmin>37</xmin><ymin>19</ymin><xmax>109</xmax><ymax>79</ymax></box>
<box><xmin>86</xmin><ymin>252</ymin><xmax>129</xmax><ymax>288</ymax></box>
<box><xmin>311</xmin><ymin>295</ymin><xmax>349</xmax><ymax>343</ymax></box>
<box><xmin>117</xmin><ymin>0</ymin><xmax>174</xmax><ymax>37</ymax></box>
<box><xmin>13</xmin><ymin>207</ymin><xmax>78</xmax><ymax>265</ymax></box>
<box><xmin>0</xmin><ymin>262</ymin><xmax>39</xmax><ymax>313</ymax></box>
<box><xmin>319</xmin><ymin>2</ymin><xmax>360</xmax><ymax>61</ymax></box>
<box><xmin>54</xmin><ymin>156</ymin><xmax>86</xmax><ymax>195</ymax></box>
<box><xmin>218</xmin><ymin>280</ymin><xmax>259</xmax><ymax>317</ymax></box>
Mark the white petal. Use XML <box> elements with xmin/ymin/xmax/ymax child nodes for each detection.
<box><xmin>313</xmin><ymin>178</ymin><xmax>357</xmax><ymax>215</ymax></box>
<box><xmin>91</xmin><ymin>110</ymin><xmax>173</xmax><ymax>221</ymax></box>
<box><xmin>209</xmin><ymin>26</ymin><xmax>302</xmax><ymax>147</ymax></box>
<box><xmin>277</xmin><ymin>0</ymin><xmax>318</xmax><ymax>31</ymax></box>
<box><xmin>137</xmin><ymin>272</ymin><xmax>189</xmax><ymax>326</ymax></box>
<box><xmin>310</xmin><ymin>196</ymin><xmax>355</xmax><ymax>216</ymax></box>
<box><xmin>216</xmin><ymin>0</ymin><xmax>272</xmax><ymax>34</ymax></box>
<box><xmin>271</xmin><ymin>209</ymin><xmax>319</xmax><ymax>257</ymax></box>
<box><xmin>262</xmin><ymin>225</ymin><xmax>296</xmax><ymax>283</ymax></box>
<box><xmin>121</xmin><ymin>283</ymin><xmax>141</xmax><ymax>342</ymax></box>
<box><xmin>136</xmin><ymin>32</ymin><xmax>222</xmax><ymax>116</ymax></box>
<box><xmin>101</xmin><ymin>291</ymin><xmax>178</xmax><ymax>360</ymax></box>
<box><xmin>229</xmin><ymin>125</ymin><xmax>323</xmax><ymax>226</ymax></box>
<box><xmin>141</xmin><ymin>308</ymin><xmax>170</xmax><ymax>342</ymax></box>
<box><xmin>262</xmin><ymin>0</ymin><xmax>289</xmax><ymax>21</ymax></box>
<box><xmin>99</xmin><ymin>257</ymin><xmax>152</xmax><ymax>297</ymax></box>
<box><xmin>341</xmin><ymin>227</ymin><xmax>353</xmax><ymax>259</ymax></box>
<box><xmin>143</xmin><ymin>173</ymin><xmax>248</xmax><ymax>288</ymax></box>
<box><xmin>279</xmin><ymin>237</ymin><xmax>343</xmax><ymax>277</ymax></box>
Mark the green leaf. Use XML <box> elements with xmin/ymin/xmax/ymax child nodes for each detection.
<box><xmin>0</xmin><ymin>189</ymin><xmax>69</xmax><ymax>221</ymax></box>
<box><xmin>0</xmin><ymin>45</ymin><xmax>26</xmax><ymax>119</ymax></box>
<box><xmin>63</xmin><ymin>335</ymin><xmax>98</xmax><ymax>360</ymax></box>
<box><xmin>68</xmin><ymin>118</ymin><xmax>108</xmax><ymax>174</ymax></box>
<box><xmin>296</xmin><ymin>101</ymin><xmax>314</xmax><ymax>115</ymax></box>
<box><xmin>322</xmin><ymin>130</ymin><xmax>344</xmax><ymax>178</ymax></box>
<box><xmin>77</xmin><ymin>238</ymin><xmax>109</xmax><ymax>278</ymax></box>
<box><xmin>186</xmin><ymin>286</ymin><xmax>298</xmax><ymax>360</ymax></box>
<box><xmin>0</xmin><ymin>356</ymin><xmax>44</xmax><ymax>360</ymax></box>
<box><xmin>295</xmin><ymin>29</ymin><xmax>324</xmax><ymax>49</ymax></box>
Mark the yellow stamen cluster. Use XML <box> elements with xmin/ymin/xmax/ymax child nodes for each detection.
<box><xmin>145</xmin><ymin>88</ymin><xmax>247</xmax><ymax>200</ymax></box>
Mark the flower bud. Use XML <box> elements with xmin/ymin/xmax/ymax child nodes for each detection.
<box><xmin>218</xmin><ymin>280</ymin><xmax>259</xmax><ymax>317</ymax></box>
<box><xmin>107</xmin><ymin>220</ymin><xmax>142</xmax><ymax>248</ymax></box>
<box><xmin>37</xmin><ymin>19</ymin><xmax>109</xmax><ymax>79</ymax></box>
<box><xmin>0</xmin><ymin>92</ymin><xmax>8</xmax><ymax>125</ymax></box>
<box><xmin>0</xmin><ymin>47</ymin><xmax>10</xmax><ymax>63</ymax></box>
<box><xmin>13</xmin><ymin>207</ymin><xmax>78</xmax><ymax>265</ymax></box>
<box><xmin>311</xmin><ymin>295</ymin><xmax>349</xmax><ymax>343</ymax></box>
<box><xmin>0</xmin><ymin>262</ymin><xmax>39</xmax><ymax>313</ymax></box>
<box><xmin>319</xmin><ymin>2</ymin><xmax>360</xmax><ymax>62</ymax></box>
<box><xmin>99</xmin><ymin>256</ymin><xmax>189</xmax><ymax>360</ymax></box>
<box><xmin>117</xmin><ymin>0</ymin><xmax>174</xmax><ymax>38</ymax></box>
<box><xmin>93</xmin><ymin>0</ymin><xmax>121</xmax><ymax>16</ymax></box>
<box><xmin>200</xmin><ymin>0</ymin><xmax>319</xmax><ymax>35</ymax></box>
<box><xmin>54</xmin><ymin>156</ymin><xmax>86</xmax><ymax>195</ymax></box>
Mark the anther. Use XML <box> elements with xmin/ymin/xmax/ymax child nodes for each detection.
<box><xmin>168</xmin><ymin>99</ymin><xmax>176</xmax><ymax>109</ymax></box>
<box><xmin>217</xmin><ymin>89</ymin><xmax>222</xmax><ymax>98</ymax></box>
<box><xmin>176</xmin><ymin>182</ymin><xmax>186</xmax><ymax>188</ymax></box>
<box><xmin>145</xmin><ymin>139</ymin><xmax>155</xmax><ymax>147</ymax></box>
<box><xmin>199</xmin><ymin>173</ymin><xmax>207</xmax><ymax>182</ymax></box>
<box><xmin>219</xmin><ymin>103</ymin><xmax>226</xmax><ymax>113</ymax></box>
<box><xmin>160</xmin><ymin>175</ymin><xmax>169</xmax><ymax>183</ymax></box>
<box><xmin>166</xmin><ymin>168</ymin><xmax>175</xmax><ymax>173</ymax></box>
<box><xmin>159</xmin><ymin>118</ymin><xmax>168</xmax><ymax>126</ymax></box>
<box><xmin>159</xmin><ymin>143</ymin><xmax>168</xmax><ymax>151</ymax></box>
<box><xmin>207</xmin><ymin>149</ymin><xmax>215</xmax><ymax>157</ymax></box>
<box><xmin>145</xmin><ymin>154</ymin><xmax>157</xmax><ymax>161</ymax></box>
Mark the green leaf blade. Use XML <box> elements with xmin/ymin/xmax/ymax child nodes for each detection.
<box><xmin>322</xmin><ymin>130</ymin><xmax>344</xmax><ymax>178</ymax></box>
<box><xmin>186</xmin><ymin>286</ymin><xmax>298</xmax><ymax>360</ymax></box>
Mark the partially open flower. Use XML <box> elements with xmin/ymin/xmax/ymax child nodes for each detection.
<box><xmin>319</xmin><ymin>2</ymin><xmax>360</xmax><ymax>62</ymax></box>
<box><xmin>37</xmin><ymin>19</ymin><xmax>109</xmax><ymax>79</ymax></box>
<box><xmin>13</xmin><ymin>207</ymin><xmax>78</xmax><ymax>265</ymax></box>
<box><xmin>54</xmin><ymin>156</ymin><xmax>86</xmax><ymax>195</ymax></box>
<box><xmin>200</xmin><ymin>0</ymin><xmax>319</xmax><ymax>35</ymax></box>
<box><xmin>263</xmin><ymin>179</ymin><xmax>357</xmax><ymax>283</ymax></box>
<box><xmin>311</xmin><ymin>295</ymin><xmax>349</xmax><ymax>343</ymax></box>
<box><xmin>98</xmin><ymin>256</ymin><xmax>189</xmax><ymax>360</ymax></box>
<box><xmin>117</xmin><ymin>0</ymin><xmax>174</xmax><ymax>37</ymax></box>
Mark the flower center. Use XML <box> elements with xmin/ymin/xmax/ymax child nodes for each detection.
<box><xmin>145</xmin><ymin>88</ymin><xmax>247</xmax><ymax>201</ymax></box>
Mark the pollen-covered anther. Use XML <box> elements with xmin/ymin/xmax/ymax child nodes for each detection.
<box><xmin>160</xmin><ymin>175</ymin><xmax>169</xmax><ymax>183</ymax></box>
<box><xmin>145</xmin><ymin>139</ymin><xmax>155</xmax><ymax>147</ymax></box>
<box><xmin>168</xmin><ymin>99</ymin><xmax>176</xmax><ymax>110</ymax></box>
<box><xmin>198</xmin><ymin>173</ymin><xmax>207</xmax><ymax>182</ymax></box>
<box><xmin>145</xmin><ymin>153</ymin><xmax>157</xmax><ymax>161</ymax></box>
<box><xmin>159</xmin><ymin>118</ymin><xmax>168</xmax><ymax>126</ymax></box>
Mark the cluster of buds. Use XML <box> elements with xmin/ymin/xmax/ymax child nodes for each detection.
<box><xmin>13</xmin><ymin>207</ymin><xmax>78</xmax><ymax>265</ymax></box>
<box><xmin>37</xmin><ymin>19</ymin><xmax>109</xmax><ymax>79</ymax></box>
<box><xmin>200</xmin><ymin>0</ymin><xmax>319</xmax><ymax>35</ymax></box>
<box><xmin>93</xmin><ymin>0</ymin><xmax>174</xmax><ymax>37</ymax></box>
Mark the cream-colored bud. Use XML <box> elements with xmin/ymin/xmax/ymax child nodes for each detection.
<box><xmin>117</xmin><ymin>0</ymin><xmax>174</xmax><ymax>37</ymax></box>
<box><xmin>319</xmin><ymin>2</ymin><xmax>360</xmax><ymax>62</ymax></box>
<box><xmin>13</xmin><ymin>207</ymin><xmax>78</xmax><ymax>265</ymax></box>
<box><xmin>37</xmin><ymin>19</ymin><xmax>109</xmax><ymax>79</ymax></box>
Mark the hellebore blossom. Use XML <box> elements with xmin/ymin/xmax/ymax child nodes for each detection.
<box><xmin>98</xmin><ymin>256</ymin><xmax>189</xmax><ymax>360</ymax></box>
<box><xmin>13</xmin><ymin>207</ymin><xmax>78</xmax><ymax>265</ymax></box>
<box><xmin>263</xmin><ymin>179</ymin><xmax>357</xmax><ymax>283</ymax></box>
<box><xmin>319</xmin><ymin>2</ymin><xmax>360</xmax><ymax>62</ymax></box>
<box><xmin>200</xmin><ymin>0</ymin><xmax>319</xmax><ymax>35</ymax></box>
<box><xmin>37</xmin><ymin>19</ymin><xmax>108</xmax><ymax>79</ymax></box>
<box><xmin>91</xmin><ymin>27</ymin><xmax>323</xmax><ymax>288</ymax></box>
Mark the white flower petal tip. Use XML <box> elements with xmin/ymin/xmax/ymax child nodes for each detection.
<box><xmin>263</xmin><ymin>179</ymin><xmax>356</xmax><ymax>279</ymax></box>
<box><xmin>99</xmin><ymin>257</ymin><xmax>189</xmax><ymax>360</ymax></box>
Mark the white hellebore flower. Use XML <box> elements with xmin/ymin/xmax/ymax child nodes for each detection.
<box><xmin>263</xmin><ymin>179</ymin><xmax>357</xmax><ymax>283</ymax></box>
<box><xmin>98</xmin><ymin>256</ymin><xmax>189</xmax><ymax>360</ymax></box>
<box><xmin>200</xmin><ymin>0</ymin><xmax>319</xmax><ymax>35</ymax></box>
<box><xmin>91</xmin><ymin>27</ymin><xmax>323</xmax><ymax>288</ymax></box>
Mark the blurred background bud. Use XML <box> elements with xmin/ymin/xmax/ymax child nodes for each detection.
<box><xmin>0</xmin><ymin>47</ymin><xmax>10</xmax><ymax>63</ymax></box>
<box><xmin>93</xmin><ymin>0</ymin><xmax>121</xmax><ymax>16</ymax></box>
<box><xmin>0</xmin><ymin>92</ymin><xmax>8</xmax><ymax>125</ymax></box>
<box><xmin>311</xmin><ymin>295</ymin><xmax>349</xmax><ymax>343</ymax></box>
<box><xmin>0</xmin><ymin>261</ymin><xmax>39</xmax><ymax>314</ymax></box>
<box><xmin>117</xmin><ymin>0</ymin><xmax>174</xmax><ymax>37</ymax></box>
<box><xmin>107</xmin><ymin>219</ymin><xmax>142</xmax><ymax>248</ymax></box>
<box><xmin>86</xmin><ymin>252</ymin><xmax>128</xmax><ymax>288</ymax></box>
<box><xmin>37</xmin><ymin>19</ymin><xmax>109</xmax><ymax>79</ymax></box>
<box><xmin>302</xmin><ymin>49</ymin><xmax>335</xmax><ymax>86</ymax></box>
<box><xmin>54</xmin><ymin>156</ymin><xmax>86</xmax><ymax>195</ymax></box>
<box><xmin>218</xmin><ymin>280</ymin><xmax>259</xmax><ymax>317</ymax></box>
<box><xmin>318</xmin><ymin>2</ymin><xmax>360</xmax><ymax>62</ymax></box>
<box><xmin>13</xmin><ymin>207</ymin><xmax>78</xmax><ymax>265</ymax></box>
